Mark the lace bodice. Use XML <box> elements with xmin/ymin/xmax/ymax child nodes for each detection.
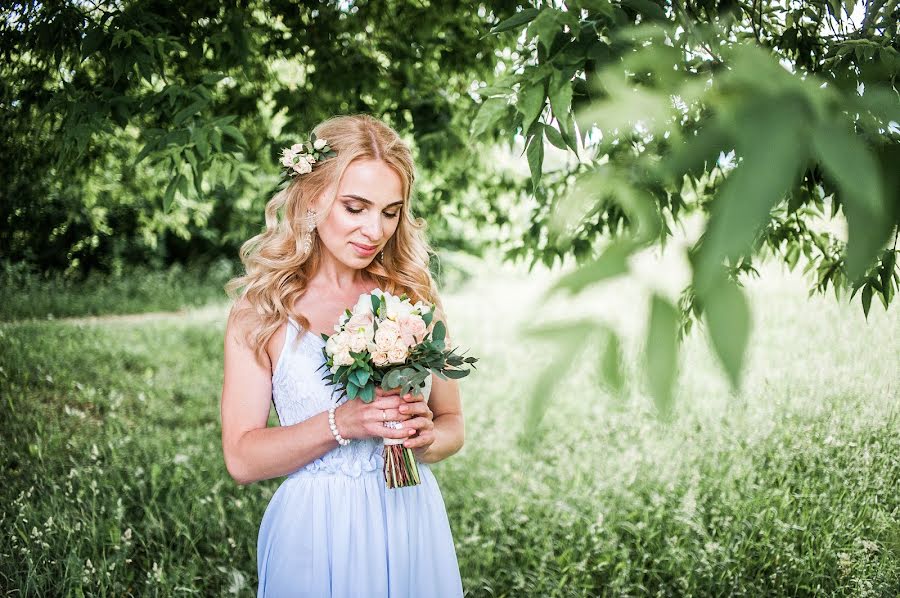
<box><xmin>272</xmin><ymin>318</ymin><xmax>432</xmax><ymax>478</ymax></box>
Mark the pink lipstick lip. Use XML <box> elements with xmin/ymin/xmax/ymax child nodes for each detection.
<box><xmin>351</xmin><ymin>242</ymin><xmax>378</xmax><ymax>255</ymax></box>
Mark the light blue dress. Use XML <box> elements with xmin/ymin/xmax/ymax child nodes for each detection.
<box><xmin>257</xmin><ymin>318</ymin><xmax>464</xmax><ymax>597</ymax></box>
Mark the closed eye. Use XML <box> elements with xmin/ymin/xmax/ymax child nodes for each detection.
<box><xmin>345</xmin><ymin>205</ymin><xmax>399</xmax><ymax>219</ymax></box>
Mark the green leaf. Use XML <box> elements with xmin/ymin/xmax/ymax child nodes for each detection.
<box><xmin>431</xmin><ymin>320</ymin><xmax>446</xmax><ymax>342</ymax></box>
<box><xmin>81</xmin><ymin>28</ymin><xmax>105</xmax><ymax>60</ymax></box>
<box><xmin>548</xmin><ymin>71</ymin><xmax>573</xmax><ymax>126</ymax></box>
<box><xmin>546</xmin><ymin>239</ymin><xmax>636</xmax><ymax>297</ymax></box>
<box><xmin>621</xmin><ymin>0</ymin><xmax>668</xmax><ymax>20</ymax></box>
<box><xmin>359</xmin><ymin>382</ymin><xmax>375</xmax><ymax>403</ymax></box>
<box><xmin>174</xmin><ymin>100</ymin><xmax>206</xmax><ymax>125</ymax></box>
<box><xmin>527</xmin><ymin>9</ymin><xmax>560</xmax><ymax>53</ymax></box>
<box><xmin>600</xmin><ymin>328</ymin><xmax>625</xmax><ymax>395</ymax></box>
<box><xmin>702</xmin><ymin>274</ymin><xmax>750</xmax><ymax>392</ymax></box>
<box><xmin>694</xmin><ymin>101</ymin><xmax>806</xmax><ymax>293</ymax></box>
<box><xmin>163</xmin><ymin>173</ymin><xmax>182</xmax><ymax>213</ymax></box>
<box><xmin>811</xmin><ymin>120</ymin><xmax>889</xmax><ymax>283</ymax></box>
<box><xmin>471</xmin><ymin>97</ymin><xmax>509</xmax><ymax>139</ymax></box>
<box><xmin>861</xmin><ymin>283</ymin><xmax>872</xmax><ymax>319</ymax></box>
<box><xmin>543</xmin><ymin>123</ymin><xmax>567</xmax><ymax>150</ymax></box>
<box><xmin>490</xmin><ymin>8</ymin><xmax>541</xmax><ymax>33</ymax></box>
<box><xmin>517</xmin><ymin>82</ymin><xmax>546</xmax><ymax>137</ymax></box>
<box><xmin>370</xmin><ymin>294</ymin><xmax>381</xmax><ymax>314</ymax></box>
<box><xmin>442</xmin><ymin>369</ymin><xmax>470</xmax><ymax>379</ymax></box>
<box><xmin>526</xmin><ymin>132</ymin><xmax>544</xmax><ymax>189</ymax></box>
<box><xmin>645</xmin><ymin>293</ymin><xmax>678</xmax><ymax>418</ymax></box>
<box><xmin>221</xmin><ymin>125</ymin><xmax>247</xmax><ymax>147</ymax></box>
<box><xmin>194</xmin><ymin>129</ymin><xmax>209</xmax><ymax>160</ymax></box>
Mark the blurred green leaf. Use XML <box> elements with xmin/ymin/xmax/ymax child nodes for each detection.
<box><xmin>545</xmin><ymin>239</ymin><xmax>636</xmax><ymax>298</ymax></box>
<box><xmin>811</xmin><ymin>120</ymin><xmax>889</xmax><ymax>283</ymax></box>
<box><xmin>702</xmin><ymin>274</ymin><xmax>750</xmax><ymax>391</ymax></box>
<box><xmin>694</xmin><ymin>101</ymin><xmax>806</xmax><ymax>292</ymax></box>
<box><xmin>645</xmin><ymin>293</ymin><xmax>678</xmax><ymax>417</ymax></box>
<box><xmin>600</xmin><ymin>328</ymin><xmax>625</xmax><ymax>395</ymax></box>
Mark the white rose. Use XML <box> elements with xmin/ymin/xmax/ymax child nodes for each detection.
<box><xmin>352</xmin><ymin>294</ymin><xmax>373</xmax><ymax>317</ymax></box>
<box><xmin>334</xmin><ymin>350</ymin><xmax>354</xmax><ymax>367</ymax></box>
<box><xmin>349</xmin><ymin>332</ymin><xmax>368</xmax><ymax>353</ymax></box>
<box><xmin>314</xmin><ymin>138</ymin><xmax>327</xmax><ymax>150</ymax></box>
<box><xmin>413</xmin><ymin>300</ymin><xmax>432</xmax><ymax>315</ymax></box>
<box><xmin>372</xmin><ymin>351</ymin><xmax>390</xmax><ymax>366</ymax></box>
<box><xmin>384</xmin><ymin>294</ymin><xmax>415</xmax><ymax>320</ymax></box>
<box><xmin>327</xmin><ymin>331</ymin><xmax>351</xmax><ymax>356</ymax></box>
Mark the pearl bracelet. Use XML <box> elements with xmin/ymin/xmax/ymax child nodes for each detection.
<box><xmin>328</xmin><ymin>406</ymin><xmax>350</xmax><ymax>446</ymax></box>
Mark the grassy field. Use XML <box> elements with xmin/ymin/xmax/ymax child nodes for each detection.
<box><xmin>1</xmin><ymin>255</ymin><xmax>898</xmax><ymax>596</ymax></box>
<box><xmin>0</xmin><ymin>260</ymin><xmax>235</xmax><ymax>322</ymax></box>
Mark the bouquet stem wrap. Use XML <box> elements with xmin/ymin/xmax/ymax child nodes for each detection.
<box><xmin>382</xmin><ymin>423</ymin><xmax>420</xmax><ymax>488</ymax></box>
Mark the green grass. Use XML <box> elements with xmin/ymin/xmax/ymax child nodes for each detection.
<box><xmin>1</xmin><ymin>256</ymin><xmax>898</xmax><ymax>596</ymax></box>
<box><xmin>0</xmin><ymin>260</ymin><xmax>234</xmax><ymax>321</ymax></box>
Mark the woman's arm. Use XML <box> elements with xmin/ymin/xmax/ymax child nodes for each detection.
<box><xmin>407</xmin><ymin>374</ymin><xmax>464</xmax><ymax>464</ymax></box>
<box><xmin>220</xmin><ymin>300</ymin><xmax>411</xmax><ymax>485</ymax></box>
<box><xmin>402</xmin><ymin>314</ymin><xmax>466</xmax><ymax>464</ymax></box>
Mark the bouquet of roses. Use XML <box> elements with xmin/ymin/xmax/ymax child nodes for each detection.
<box><xmin>317</xmin><ymin>288</ymin><xmax>477</xmax><ymax>488</ymax></box>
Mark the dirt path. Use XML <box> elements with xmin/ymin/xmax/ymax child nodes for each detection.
<box><xmin>8</xmin><ymin>303</ymin><xmax>231</xmax><ymax>326</ymax></box>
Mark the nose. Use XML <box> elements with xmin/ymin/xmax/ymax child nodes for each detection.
<box><xmin>360</xmin><ymin>212</ymin><xmax>383</xmax><ymax>242</ymax></box>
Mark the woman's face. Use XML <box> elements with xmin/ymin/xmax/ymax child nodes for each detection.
<box><xmin>313</xmin><ymin>158</ymin><xmax>404</xmax><ymax>269</ymax></box>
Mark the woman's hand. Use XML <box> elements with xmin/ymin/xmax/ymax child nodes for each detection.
<box><xmin>396</xmin><ymin>389</ymin><xmax>435</xmax><ymax>458</ymax></box>
<box><xmin>333</xmin><ymin>387</ymin><xmax>415</xmax><ymax>442</ymax></box>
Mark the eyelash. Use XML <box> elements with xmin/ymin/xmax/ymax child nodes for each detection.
<box><xmin>345</xmin><ymin>206</ymin><xmax>399</xmax><ymax>219</ymax></box>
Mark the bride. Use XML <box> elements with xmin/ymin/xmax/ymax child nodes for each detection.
<box><xmin>220</xmin><ymin>114</ymin><xmax>465</xmax><ymax>597</ymax></box>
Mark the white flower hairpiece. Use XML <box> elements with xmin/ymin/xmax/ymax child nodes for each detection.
<box><xmin>279</xmin><ymin>132</ymin><xmax>336</xmax><ymax>178</ymax></box>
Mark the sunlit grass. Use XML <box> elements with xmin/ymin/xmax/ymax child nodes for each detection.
<box><xmin>1</xmin><ymin>253</ymin><xmax>897</xmax><ymax>596</ymax></box>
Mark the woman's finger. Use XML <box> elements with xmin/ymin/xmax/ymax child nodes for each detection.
<box><xmin>401</xmin><ymin>392</ymin><xmax>425</xmax><ymax>403</ymax></box>
<box><xmin>370</xmin><ymin>396</ymin><xmax>403</xmax><ymax>410</ymax></box>
<box><xmin>403</xmin><ymin>416</ymin><xmax>434</xmax><ymax>432</ymax></box>
<box><xmin>368</xmin><ymin>408</ymin><xmax>410</xmax><ymax>423</ymax></box>
<box><xmin>403</xmin><ymin>431</ymin><xmax>435</xmax><ymax>449</ymax></box>
<box><xmin>398</xmin><ymin>402</ymin><xmax>431</xmax><ymax>418</ymax></box>
<box><xmin>376</xmin><ymin>386</ymin><xmax>401</xmax><ymax>397</ymax></box>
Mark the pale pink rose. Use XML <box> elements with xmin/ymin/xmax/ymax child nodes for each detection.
<box><xmin>281</xmin><ymin>148</ymin><xmax>295</xmax><ymax>168</ymax></box>
<box><xmin>372</xmin><ymin>351</ymin><xmax>390</xmax><ymax>366</ymax></box>
<box><xmin>292</xmin><ymin>156</ymin><xmax>312</xmax><ymax>175</ymax></box>
<box><xmin>398</xmin><ymin>314</ymin><xmax>427</xmax><ymax>346</ymax></box>
<box><xmin>387</xmin><ymin>345</ymin><xmax>408</xmax><ymax>364</ymax></box>
<box><xmin>346</xmin><ymin>312</ymin><xmax>374</xmax><ymax>332</ymax></box>
<box><xmin>374</xmin><ymin>321</ymin><xmax>400</xmax><ymax>349</ymax></box>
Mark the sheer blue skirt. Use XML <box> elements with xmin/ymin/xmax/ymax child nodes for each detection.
<box><xmin>257</xmin><ymin>463</ymin><xmax>463</xmax><ymax>597</ymax></box>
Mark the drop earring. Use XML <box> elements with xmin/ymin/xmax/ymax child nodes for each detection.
<box><xmin>379</xmin><ymin>250</ymin><xmax>385</xmax><ymax>261</ymax></box>
<box><xmin>302</xmin><ymin>208</ymin><xmax>316</xmax><ymax>254</ymax></box>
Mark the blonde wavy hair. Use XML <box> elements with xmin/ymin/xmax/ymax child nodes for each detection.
<box><xmin>225</xmin><ymin>114</ymin><xmax>444</xmax><ymax>366</ymax></box>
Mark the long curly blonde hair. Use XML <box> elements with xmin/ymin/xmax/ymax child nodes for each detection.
<box><xmin>225</xmin><ymin>114</ymin><xmax>444</xmax><ymax>366</ymax></box>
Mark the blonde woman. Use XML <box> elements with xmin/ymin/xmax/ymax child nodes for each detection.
<box><xmin>220</xmin><ymin>114</ymin><xmax>465</xmax><ymax>597</ymax></box>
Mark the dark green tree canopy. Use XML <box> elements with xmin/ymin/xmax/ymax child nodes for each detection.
<box><xmin>1</xmin><ymin>0</ymin><xmax>522</xmax><ymax>272</ymax></box>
